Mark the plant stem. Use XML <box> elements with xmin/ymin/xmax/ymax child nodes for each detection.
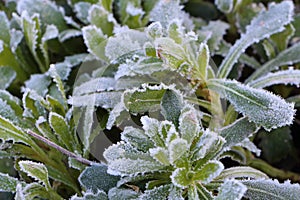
<box><xmin>27</xmin><ymin>130</ymin><xmax>95</xmax><ymax>166</ymax></box>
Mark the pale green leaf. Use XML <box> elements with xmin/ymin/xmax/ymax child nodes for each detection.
<box><xmin>178</xmin><ymin>105</ymin><xmax>201</xmax><ymax>145</ymax></box>
<box><xmin>217</xmin><ymin>1</ymin><xmax>294</xmax><ymax>78</ymax></box>
<box><xmin>79</xmin><ymin>164</ymin><xmax>120</xmax><ymax>193</ymax></box>
<box><xmin>270</xmin><ymin>23</ymin><xmax>295</xmax><ymax>52</ymax></box>
<box><xmin>146</xmin><ymin>22</ymin><xmax>163</xmax><ymax>39</ymax></box>
<box><xmin>141</xmin><ymin>116</ymin><xmax>165</xmax><ymax>147</ymax></box>
<box><xmin>215</xmin><ymin>166</ymin><xmax>268</xmax><ymax>181</ymax></box>
<box><xmin>149</xmin><ymin>147</ymin><xmax>170</xmax><ymax>166</ymax></box>
<box><xmin>82</xmin><ymin>25</ymin><xmax>107</xmax><ymax>61</ymax></box>
<box><xmin>168</xmin><ymin>138</ymin><xmax>188</xmax><ymax>165</ymax></box>
<box><xmin>18</xmin><ymin>160</ymin><xmax>50</xmax><ymax>189</ymax></box>
<box><xmin>215</xmin><ymin>0</ymin><xmax>233</xmax><ymax>13</ymax></box>
<box><xmin>0</xmin><ymin>67</ymin><xmax>16</xmax><ymax>90</ymax></box>
<box><xmin>0</xmin><ymin>12</ymin><xmax>10</xmax><ymax>45</ymax></box>
<box><xmin>242</xmin><ymin>179</ymin><xmax>300</xmax><ymax>200</ymax></box>
<box><xmin>248</xmin><ymin>69</ymin><xmax>300</xmax><ymax>89</ymax></box>
<box><xmin>215</xmin><ymin>179</ymin><xmax>247</xmax><ymax>200</ymax></box>
<box><xmin>196</xmin><ymin>43</ymin><xmax>209</xmax><ymax>80</ymax></box>
<box><xmin>207</xmin><ymin>79</ymin><xmax>295</xmax><ymax>130</ymax></box>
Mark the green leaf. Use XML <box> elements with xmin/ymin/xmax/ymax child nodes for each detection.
<box><xmin>217</xmin><ymin>1</ymin><xmax>294</xmax><ymax>78</ymax></box>
<box><xmin>141</xmin><ymin>116</ymin><xmax>166</xmax><ymax>147</ymax></box>
<box><xmin>161</xmin><ymin>89</ymin><xmax>183</xmax><ymax>127</ymax></box>
<box><xmin>220</xmin><ymin>117</ymin><xmax>257</xmax><ymax>151</ymax></box>
<box><xmin>215</xmin><ymin>166</ymin><xmax>268</xmax><ymax>181</ymax></box>
<box><xmin>49</xmin><ymin>112</ymin><xmax>74</xmax><ymax>151</ymax></box>
<box><xmin>247</xmin><ymin>42</ymin><xmax>300</xmax><ymax>82</ymax></box>
<box><xmin>193</xmin><ymin>160</ymin><xmax>224</xmax><ymax>184</ymax></box>
<box><xmin>116</xmin><ymin>0</ymin><xmax>145</xmax><ymax>28</ymax></box>
<box><xmin>146</xmin><ymin>22</ymin><xmax>163</xmax><ymax>39</ymax></box>
<box><xmin>0</xmin><ymin>116</ymin><xmax>34</xmax><ymax>146</ymax></box>
<box><xmin>215</xmin><ymin>179</ymin><xmax>247</xmax><ymax>200</ymax></box>
<box><xmin>207</xmin><ymin>79</ymin><xmax>295</xmax><ymax>130</ymax></box>
<box><xmin>123</xmin><ymin>84</ymin><xmax>167</xmax><ymax>114</ymax></box>
<box><xmin>248</xmin><ymin>69</ymin><xmax>300</xmax><ymax>89</ymax></box>
<box><xmin>18</xmin><ymin>160</ymin><xmax>51</xmax><ymax>189</ymax></box>
<box><xmin>195</xmin><ymin>43</ymin><xmax>209</xmax><ymax>80</ymax></box>
<box><xmin>171</xmin><ymin>168</ymin><xmax>192</xmax><ymax>188</ymax></box>
<box><xmin>0</xmin><ymin>11</ymin><xmax>10</xmax><ymax>45</ymax></box>
<box><xmin>82</xmin><ymin>25</ymin><xmax>107</xmax><ymax>61</ymax></box>
<box><xmin>0</xmin><ymin>67</ymin><xmax>16</xmax><ymax>90</ymax></box>
<box><xmin>215</xmin><ymin>0</ymin><xmax>233</xmax><ymax>13</ymax></box>
<box><xmin>270</xmin><ymin>24</ymin><xmax>295</xmax><ymax>52</ymax></box>
<box><xmin>0</xmin><ymin>173</ymin><xmax>25</xmax><ymax>192</ymax></box>
<box><xmin>242</xmin><ymin>179</ymin><xmax>300</xmax><ymax>200</ymax></box>
<box><xmin>79</xmin><ymin>164</ymin><xmax>120</xmax><ymax>193</ymax></box>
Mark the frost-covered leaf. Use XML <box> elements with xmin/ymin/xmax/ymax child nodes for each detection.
<box><xmin>123</xmin><ymin>84</ymin><xmax>167</xmax><ymax>114</ymax></box>
<box><xmin>146</xmin><ymin>22</ymin><xmax>163</xmax><ymax>39</ymax></box>
<box><xmin>178</xmin><ymin>105</ymin><xmax>201</xmax><ymax>145</ymax></box>
<box><xmin>195</xmin><ymin>43</ymin><xmax>209</xmax><ymax>80</ymax></box>
<box><xmin>74</xmin><ymin>2</ymin><xmax>91</xmax><ymax>24</ymax></box>
<box><xmin>17</xmin><ymin>0</ymin><xmax>68</xmax><ymax>31</ymax></box>
<box><xmin>106</xmin><ymin>158</ymin><xmax>164</xmax><ymax>176</ymax></box>
<box><xmin>79</xmin><ymin>164</ymin><xmax>120</xmax><ymax>193</ymax></box>
<box><xmin>161</xmin><ymin>89</ymin><xmax>183</xmax><ymax>127</ymax></box>
<box><xmin>82</xmin><ymin>25</ymin><xmax>107</xmax><ymax>60</ymax></box>
<box><xmin>88</xmin><ymin>5</ymin><xmax>115</xmax><ymax>36</ymax></box>
<box><xmin>0</xmin><ymin>172</ymin><xmax>25</xmax><ymax>192</ymax></box>
<box><xmin>18</xmin><ymin>160</ymin><xmax>50</xmax><ymax>189</ymax></box>
<box><xmin>121</xmin><ymin>126</ymin><xmax>154</xmax><ymax>152</ymax></box>
<box><xmin>0</xmin><ymin>116</ymin><xmax>34</xmax><ymax>146</ymax></box>
<box><xmin>139</xmin><ymin>184</ymin><xmax>171</xmax><ymax>200</ymax></box>
<box><xmin>217</xmin><ymin>1</ymin><xmax>294</xmax><ymax>78</ymax></box>
<box><xmin>192</xmin><ymin>130</ymin><xmax>224</xmax><ymax>162</ymax></box>
<box><xmin>58</xmin><ymin>29</ymin><xmax>82</xmax><ymax>42</ymax></box>
<box><xmin>220</xmin><ymin>117</ymin><xmax>257</xmax><ymax>151</ymax></box>
<box><xmin>242</xmin><ymin>179</ymin><xmax>300</xmax><ymax>200</ymax></box>
<box><xmin>116</xmin><ymin>0</ymin><xmax>145</xmax><ymax>28</ymax></box>
<box><xmin>141</xmin><ymin>116</ymin><xmax>165</xmax><ymax>147</ymax></box>
<box><xmin>200</xmin><ymin>21</ymin><xmax>229</xmax><ymax>52</ymax></box>
<box><xmin>108</xmin><ymin>187</ymin><xmax>139</xmax><ymax>200</ymax></box>
<box><xmin>270</xmin><ymin>23</ymin><xmax>295</xmax><ymax>52</ymax></box>
<box><xmin>105</xmin><ymin>29</ymin><xmax>147</xmax><ymax>61</ymax></box>
<box><xmin>24</xmin><ymin>74</ymin><xmax>51</xmax><ymax>96</ymax></box>
<box><xmin>71</xmin><ymin>190</ymin><xmax>108</xmax><ymax>200</ymax></box>
<box><xmin>207</xmin><ymin>79</ymin><xmax>295</xmax><ymax>130</ymax></box>
<box><xmin>0</xmin><ymin>11</ymin><xmax>10</xmax><ymax>45</ymax></box>
<box><xmin>215</xmin><ymin>166</ymin><xmax>268</xmax><ymax>181</ymax></box>
<box><xmin>248</xmin><ymin>69</ymin><xmax>300</xmax><ymax>89</ymax></box>
<box><xmin>193</xmin><ymin>160</ymin><xmax>224</xmax><ymax>184</ymax></box>
<box><xmin>215</xmin><ymin>0</ymin><xmax>233</xmax><ymax>13</ymax></box>
<box><xmin>215</xmin><ymin>179</ymin><xmax>247</xmax><ymax>200</ymax></box>
<box><xmin>168</xmin><ymin>138</ymin><xmax>188</xmax><ymax>165</ymax></box>
<box><xmin>247</xmin><ymin>42</ymin><xmax>300</xmax><ymax>82</ymax></box>
<box><xmin>69</xmin><ymin>91</ymin><xmax>123</xmax><ymax>108</ymax></box>
<box><xmin>237</xmin><ymin>138</ymin><xmax>261</xmax><ymax>156</ymax></box>
<box><xmin>0</xmin><ymin>67</ymin><xmax>16</xmax><ymax>90</ymax></box>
